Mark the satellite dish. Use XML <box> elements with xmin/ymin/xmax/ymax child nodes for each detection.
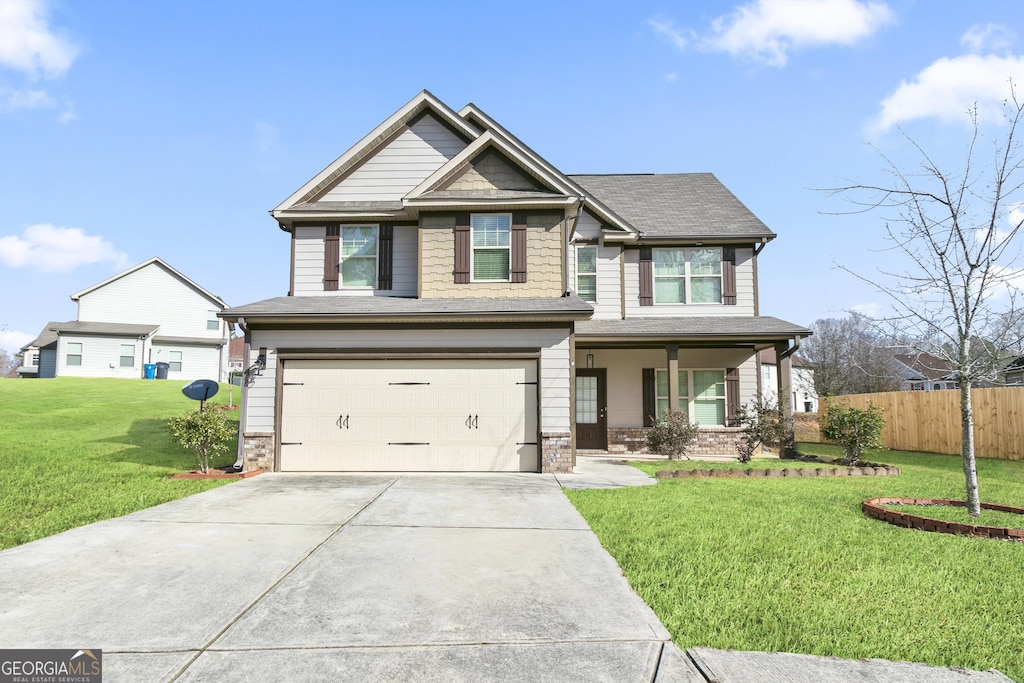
<box><xmin>182</xmin><ymin>379</ymin><xmax>220</xmax><ymax>402</ymax></box>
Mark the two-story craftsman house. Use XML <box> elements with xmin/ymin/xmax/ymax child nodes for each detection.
<box><xmin>221</xmin><ymin>91</ymin><xmax>810</xmax><ymax>474</ymax></box>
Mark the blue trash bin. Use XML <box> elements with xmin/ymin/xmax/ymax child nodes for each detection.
<box><xmin>144</xmin><ymin>363</ymin><xmax>157</xmax><ymax>379</ymax></box>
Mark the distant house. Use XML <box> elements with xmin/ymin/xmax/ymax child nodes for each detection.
<box><xmin>758</xmin><ymin>348</ymin><xmax>818</xmax><ymax>413</ymax></box>
<box><xmin>1001</xmin><ymin>356</ymin><xmax>1024</xmax><ymax>385</ymax></box>
<box><xmin>21</xmin><ymin>258</ymin><xmax>231</xmax><ymax>381</ymax></box>
<box><xmin>893</xmin><ymin>352</ymin><xmax>958</xmax><ymax>391</ymax></box>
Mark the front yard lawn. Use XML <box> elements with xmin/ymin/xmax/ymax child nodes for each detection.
<box><xmin>567</xmin><ymin>444</ymin><xmax>1024</xmax><ymax>681</ymax></box>
<box><xmin>0</xmin><ymin>378</ymin><xmax>239</xmax><ymax>550</ymax></box>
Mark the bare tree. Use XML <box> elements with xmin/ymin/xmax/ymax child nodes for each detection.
<box><xmin>802</xmin><ymin>314</ymin><xmax>902</xmax><ymax>396</ymax></box>
<box><xmin>830</xmin><ymin>95</ymin><xmax>1024</xmax><ymax>517</ymax></box>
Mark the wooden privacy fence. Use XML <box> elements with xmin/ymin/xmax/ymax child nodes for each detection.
<box><xmin>828</xmin><ymin>388</ymin><xmax>1024</xmax><ymax>461</ymax></box>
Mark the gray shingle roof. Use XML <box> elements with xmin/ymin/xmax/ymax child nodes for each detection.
<box><xmin>53</xmin><ymin>322</ymin><xmax>160</xmax><ymax>337</ymax></box>
<box><xmin>151</xmin><ymin>336</ymin><xmax>226</xmax><ymax>347</ymax></box>
<box><xmin>221</xmin><ymin>295</ymin><xmax>593</xmax><ymax>320</ymax></box>
<box><xmin>576</xmin><ymin>316</ymin><xmax>810</xmax><ymax>339</ymax></box>
<box><xmin>24</xmin><ymin>322</ymin><xmax>62</xmax><ymax>349</ymax></box>
<box><xmin>568</xmin><ymin>173</ymin><xmax>776</xmax><ymax>240</ymax></box>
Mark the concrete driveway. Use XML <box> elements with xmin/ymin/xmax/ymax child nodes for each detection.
<box><xmin>0</xmin><ymin>471</ymin><xmax>693</xmax><ymax>682</ymax></box>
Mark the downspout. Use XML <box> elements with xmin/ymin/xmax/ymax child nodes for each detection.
<box><xmin>232</xmin><ymin>317</ymin><xmax>250</xmax><ymax>471</ymax></box>
<box><xmin>564</xmin><ymin>196</ymin><xmax>587</xmax><ymax>296</ymax></box>
<box><xmin>777</xmin><ymin>335</ymin><xmax>804</xmax><ymax>457</ymax></box>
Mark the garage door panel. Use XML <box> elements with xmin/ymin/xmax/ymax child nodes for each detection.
<box><xmin>280</xmin><ymin>359</ymin><xmax>538</xmax><ymax>472</ymax></box>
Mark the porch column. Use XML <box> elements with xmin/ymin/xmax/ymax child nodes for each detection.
<box><xmin>667</xmin><ymin>345</ymin><xmax>679</xmax><ymax>412</ymax></box>
<box><xmin>775</xmin><ymin>341</ymin><xmax>797</xmax><ymax>456</ymax></box>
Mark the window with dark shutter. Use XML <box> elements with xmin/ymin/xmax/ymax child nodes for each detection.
<box><xmin>324</xmin><ymin>224</ymin><xmax>340</xmax><ymax>291</ymax></box>
<box><xmin>454</xmin><ymin>213</ymin><xmax>470</xmax><ymax>283</ymax></box>
<box><xmin>511</xmin><ymin>213</ymin><xmax>527</xmax><ymax>283</ymax></box>
<box><xmin>378</xmin><ymin>223</ymin><xmax>393</xmax><ymax>290</ymax></box>
<box><xmin>722</xmin><ymin>247</ymin><xmax>737</xmax><ymax>305</ymax></box>
<box><xmin>642</xmin><ymin>368</ymin><xmax>656</xmax><ymax>427</ymax></box>
<box><xmin>639</xmin><ymin>247</ymin><xmax>653</xmax><ymax>306</ymax></box>
<box><xmin>726</xmin><ymin>367</ymin><xmax>740</xmax><ymax>425</ymax></box>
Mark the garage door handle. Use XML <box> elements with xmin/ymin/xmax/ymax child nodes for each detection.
<box><xmin>337</xmin><ymin>415</ymin><xmax>349</xmax><ymax>429</ymax></box>
<box><xmin>465</xmin><ymin>414</ymin><xmax>478</xmax><ymax>429</ymax></box>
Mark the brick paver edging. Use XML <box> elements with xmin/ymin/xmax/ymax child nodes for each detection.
<box><xmin>863</xmin><ymin>497</ymin><xmax>1024</xmax><ymax>541</ymax></box>
<box><xmin>657</xmin><ymin>465</ymin><xmax>900</xmax><ymax>479</ymax></box>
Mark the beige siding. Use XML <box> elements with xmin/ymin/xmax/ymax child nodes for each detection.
<box><xmin>76</xmin><ymin>262</ymin><xmax>226</xmax><ymax>339</ymax></box>
<box><xmin>319</xmin><ymin>115</ymin><xmax>466</xmax><ymax>202</ymax></box>
<box><xmin>56</xmin><ymin>334</ymin><xmax>143</xmax><ymax>379</ymax></box>
<box><xmin>574</xmin><ymin>348</ymin><xmax>757</xmax><ymax>428</ymax></box>
<box><xmin>292</xmin><ymin>224</ymin><xmax>418</xmax><ymax>297</ymax></box>
<box><xmin>443</xmin><ymin>150</ymin><xmax>544</xmax><ymax>192</ymax></box>
<box><xmin>419</xmin><ymin>213</ymin><xmax>564</xmax><ymax>298</ymax></box>
<box><xmin>623</xmin><ymin>247</ymin><xmax>756</xmax><ymax>317</ymax></box>
<box><xmin>391</xmin><ymin>225</ymin><xmax>418</xmax><ymax>296</ymax></box>
<box><xmin>244</xmin><ymin>327</ymin><xmax>572</xmax><ymax>436</ymax></box>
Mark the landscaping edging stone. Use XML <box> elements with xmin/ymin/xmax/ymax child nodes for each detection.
<box><xmin>170</xmin><ymin>468</ymin><xmax>264</xmax><ymax>480</ymax></box>
<box><xmin>863</xmin><ymin>497</ymin><xmax>1024</xmax><ymax>541</ymax></box>
<box><xmin>657</xmin><ymin>465</ymin><xmax>900</xmax><ymax>479</ymax></box>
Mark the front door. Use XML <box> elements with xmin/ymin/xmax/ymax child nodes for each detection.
<box><xmin>576</xmin><ymin>369</ymin><xmax>607</xmax><ymax>450</ymax></box>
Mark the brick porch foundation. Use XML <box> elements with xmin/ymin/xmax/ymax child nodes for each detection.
<box><xmin>541</xmin><ymin>432</ymin><xmax>573</xmax><ymax>473</ymax></box>
<box><xmin>605</xmin><ymin>427</ymin><xmax>745</xmax><ymax>456</ymax></box>
<box><xmin>242</xmin><ymin>432</ymin><xmax>275</xmax><ymax>472</ymax></box>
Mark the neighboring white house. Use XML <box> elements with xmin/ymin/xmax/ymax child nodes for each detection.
<box><xmin>758</xmin><ymin>348</ymin><xmax>818</xmax><ymax>413</ymax></box>
<box><xmin>893</xmin><ymin>352</ymin><xmax>958</xmax><ymax>391</ymax></box>
<box><xmin>21</xmin><ymin>258</ymin><xmax>231</xmax><ymax>382</ymax></box>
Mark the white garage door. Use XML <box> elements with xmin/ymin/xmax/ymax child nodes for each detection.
<box><xmin>279</xmin><ymin>358</ymin><xmax>538</xmax><ymax>472</ymax></box>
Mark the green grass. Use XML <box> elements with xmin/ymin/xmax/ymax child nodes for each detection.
<box><xmin>567</xmin><ymin>443</ymin><xmax>1024</xmax><ymax>681</ymax></box>
<box><xmin>0</xmin><ymin>377</ymin><xmax>240</xmax><ymax>550</ymax></box>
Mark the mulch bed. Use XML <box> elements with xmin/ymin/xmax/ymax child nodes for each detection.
<box><xmin>170</xmin><ymin>467</ymin><xmax>263</xmax><ymax>480</ymax></box>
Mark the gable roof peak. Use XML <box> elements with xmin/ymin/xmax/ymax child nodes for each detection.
<box><xmin>70</xmin><ymin>257</ymin><xmax>228</xmax><ymax>308</ymax></box>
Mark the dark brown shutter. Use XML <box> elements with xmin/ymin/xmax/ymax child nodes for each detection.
<box><xmin>324</xmin><ymin>224</ymin><xmax>340</xmax><ymax>291</ymax></box>
<box><xmin>511</xmin><ymin>213</ymin><xmax>527</xmax><ymax>283</ymax></box>
<box><xmin>454</xmin><ymin>213</ymin><xmax>470</xmax><ymax>284</ymax></box>
<box><xmin>642</xmin><ymin>368</ymin><xmax>656</xmax><ymax>427</ymax></box>
<box><xmin>726</xmin><ymin>367</ymin><xmax>740</xmax><ymax>425</ymax></box>
<box><xmin>722</xmin><ymin>247</ymin><xmax>737</xmax><ymax>305</ymax></box>
<box><xmin>639</xmin><ymin>247</ymin><xmax>653</xmax><ymax>306</ymax></box>
<box><xmin>378</xmin><ymin>223</ymin><xmax>393</xmax><ymax>290</ymax></box>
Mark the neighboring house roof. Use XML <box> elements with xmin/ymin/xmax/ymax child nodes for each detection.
<box><xmin>575</xmin><ymin>316</ymin><xmax>810</xmax><ymax>341</ymax></box>
<box><xmin>229</xmin><ymin>337</ymin><xmax>244</xmax><ymax>360</ymax></box>
<box><xmin>893</xmin><ymin>352</ymin><xmax>957</xmax><ymax>380</ymax></box>
<box><xmin>221</xmin><ymin>295</ymin><xmax>593</xmax><ymax>323</ymax></box>
<box><xmin>51</xmin><ymin>321</ymin><xmax>160</xmax><ymax>338</ymax></box>
<box><xmin>151</xmin><ymin>335</ymin><xmax>226</xmax><ymax>347</ymax></box>
<box><xmin>758</xmin><ymin>347</ymin><xmax>810</xmax><ymax>367</ymax></box>
<box><xmin>1003</xmin><ymin>356</ymin><xmax>1024</xmax><ymax>373</ymax></box>
<box><xmin>70</xmin><ymin>257</ymin><xmax>228</xmax><ymax>308</ymax></box>
<box><xmin>568</xmin><ymin>174</ymin><xmax>776</xmax><ymax>241</ymax></box>
<box><xmin>23</xmin><ymin>322</ymin><xmax>61</xmax><ymax>350</ymax></box>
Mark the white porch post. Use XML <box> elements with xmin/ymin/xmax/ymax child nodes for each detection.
<box><xmin>667</xmin><ymin>345</ymin><xmax>679</xmax><ymax>412</ymax></box>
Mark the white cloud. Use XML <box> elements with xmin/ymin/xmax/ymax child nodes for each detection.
<box><xmin>0</xmin><ymin>84</ymin><xmax>51</xmax><ymax>111</ymax></box>
<box><xmin>57</xmin><ymin>99</ymin><xmax>74</xmax><ymax>123</ymax></box>
<box><xmin>665</xmin><ymin>72</ymin><xmax>678</xmax><ymax>83</ymax></box>
<box><xmin>849</xmin><ymin>301</ymin><xmax>881</xmax><ymax>317</ymax></box>
<box><xmin>872</xmin><ymin>54</ymin><xmax>1024</xmax><ymax>132</ymax></box>
<box><xmin>648</xmin><ymin>17</ymin><xmax>688</xmax><ymax>51</ymax></box>
<box><xmin>0</xmin><ymin>0</ymin><xmax>78</xmax><ymax>78</ymax></box>
<box><xmin>0</xmin><ymin>224</ymin><xmax>127</xmax><ymax>273</ymax></box>
<box><xmin>961</xmin><ymin>23</ymin><xmax>1014</xmax><ymax>55</ymax></box>
<box><xmin>0</xmin><ymin>327</ymin><xmax>34</xmax><ymax>354</ymax></box>
<box><xmin>701</xmin><ymin>0</ymin><xmax>895</xmax><ymax>67</ymax></box>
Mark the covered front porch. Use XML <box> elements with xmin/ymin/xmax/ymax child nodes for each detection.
<box><xmin>571</xmin><ymin>317</ymin><xmax>812</xmax><ymax>459</ymax></box>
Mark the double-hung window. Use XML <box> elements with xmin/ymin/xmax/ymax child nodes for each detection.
<box><xmin>169</xmin><ymin>351</ymin><xmax>182</xmax><ymax>372</ymax></box>
<box><xmin>576</xmin><ymin>245</ymin><xmax>597</xmax><ymax>302</ymax></box>
<box><xmin>207</xmin><ymin>310</ymin><xmax>219</xmax><ymax>331</ymax></box>
<box><xmin>472</xmin><ymin>214</ymin><xmax>511</xmax><ymax>281</ymax></box>
<box><xmin>341</xmin><ymin>226</ymin><xmax>377</xmax><ymax>288</ymax></box>
<box><xmin>654</xmin><ymin>369</ymin><xmax>726</xmax><ymax>426</ymax></box>
<box><xmin>66</xmin><ymin>342</ymin><xmax>82</xmax><ymax>366</ymax></box>
<box><xmin>119</xmin><ymin>344</ymin><xmax>135</xmax><ymax>367</ymax></box>
<box><xmin>653</xmin><ymin>247</ymin><xmax>722</xmax><ymax>304</ymax></box>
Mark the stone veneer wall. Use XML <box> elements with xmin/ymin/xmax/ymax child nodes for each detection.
<box><xmin>242</xmin><ymin>432</ymin><xmax>275</xmax><ymax>472</ymax></box>
<box><xmin>542</xmin><ymin>432</ymin><xmax>573</xmax><ymax>473</ymax></box>
<box><xmin>419</xmin><ymin>213</ymin><xmax>563</xmax><ymax>298</ymax></box>
<box><xmin>605</xmin><ymin>427</ymin><xmax>745</xmax><ymax>456</ymax></box>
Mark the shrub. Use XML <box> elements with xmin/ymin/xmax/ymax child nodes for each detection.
<box><xmin>735</xmin><ymin>397</ymin><xmax>786</xmax><ymax>463</ymax></box>
<box><xmin>820</xmin><ymin>401</ymin><xmax>885</xmax><ymax>466</ymax></box>
<box><xmin>168</xmin><ymin>406</ymin><xmax>236</xmax><ymax>473</ymax></box>
<box><xmin>646</xmin><ymin>409</ymin><xmax>699</xmax><ymax>460</ymax></box>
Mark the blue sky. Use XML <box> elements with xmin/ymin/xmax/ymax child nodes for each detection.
<box><xmin>3</xmin><ymin>0</ymin><xmax>1024</xmax><ymax>354</ymax></box>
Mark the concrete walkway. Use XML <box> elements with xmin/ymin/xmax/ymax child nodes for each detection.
<box><xmin>0</xmin><ymin>462</ymin><xmax>1012</xmax><ymax>682</ymax></box>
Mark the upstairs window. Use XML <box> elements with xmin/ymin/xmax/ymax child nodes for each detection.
<box><xmin>472</xmin><ymin>214</ymin><xmax>511</xmax><ymax>281</ymax></box>
<box><xmin>66</xmin><ymin>342</ymin><xmax>82</xmax><ymax>366</ymax></box>
<box><xmin>341</xmin><ymin>226</ymin><xmax>378</xmax><ymax>288</ymax></box>
<box><xmin>207</xmin><ymin>310</ymin><xmax>219</xmax><ymax>331</ymax></box>
<box><xmin>653</xmin><ymin>247</ymin><xmax>722</xmax><ymax>304</ymax></box>
<box><xmin>119</xmin><ymin>344</ymin><xmax>135</xmax><ymax>367</ymax></box>
<box><xmin>576</xmin><ymin>246</ymin><xmax>598</xmax><ymax>302</ymax></box>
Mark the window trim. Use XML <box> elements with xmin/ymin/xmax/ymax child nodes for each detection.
<box><xmin>339</xmin><ymin>224</ymin><xmax>379</xmax><ymax>289</ymax></box>
<box><xmin>654</xmin><ymin>367</ymin><xmax>727</xmax><ymax>427</ymax></box>
<box><xmin>119</xmin><ymin>344</ymin><xmax>135</xmax><ymax>368</ymax></box>
<box><xmin>652</xmin><ymin>247</ymin><xmax>723</xmax><ymax>305</ymax></box>
<box><xmin>470</xmin><ymin>213</ymin><xmax>512</xmax><ymax>282</ymax></box>
<box><xmin>207</xmin><ymin>310</ymin><xmax>220</xmax><ymax>331</ymax></box>
<box><xmin>169</xmin><ymin>350</ymin><xmax>182</xmax><ymax>373</ymax></box>
<box><xmin>576</xmin><ymin>244</ymin><xmax>598</xmax><ymax>302</ymax></box>
<box><xmin>65</xmin><ymin>341</ymin><xmax>83</xmax><ymax>367</ymax></box>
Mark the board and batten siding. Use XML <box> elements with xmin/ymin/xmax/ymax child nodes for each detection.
<box><xmin>318</xmin><ymin>115</ymin><xmax>467</xmax><ymax>203</ymax></box>
<box><xmin>38</xmin><ymin>348</ymin><xmax>57</xmax><ymax>378</ymax></box>
<box><xmin>574</xmin><ymin>348</ymin><xmax>757</xmax><ymax>428</ymax></box>
<box><xmin>292</xmin><ymin>225</ymin><xmax>417</xmax><ymax>296</ymax></box>
<box><xmin>244</xmin><ymin>327</ymin><xmax>572</xmax><ymax>436</ymax></box>
<box><xmin>623</xmin><ymin>246</ymin><xmax>756</xmax><ymax>317</ymax></box>
<box><xmin>76</xmin><ymin>263</ymin><xmax>226</xmax><ymax>340</ymax></box>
